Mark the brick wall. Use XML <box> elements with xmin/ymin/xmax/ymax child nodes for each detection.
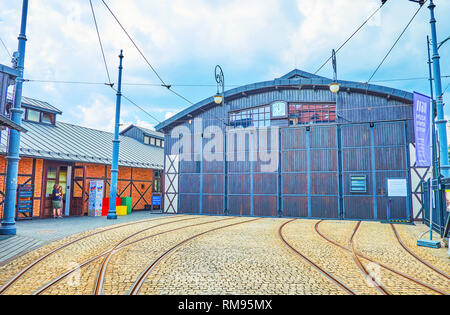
<box><xmin>0</xmin><ymin>156</ymin><xmax>158</xmax><ymax>219</ymax></box>
<box><xmin>0</xmin><ymin>156</ymin><xmax>44</xmax><ymax>219</ymax></box>
<box><xmin>75</xmin><ymin>163</ymin><xmax>157</xmax><ymax>215</ymax></box>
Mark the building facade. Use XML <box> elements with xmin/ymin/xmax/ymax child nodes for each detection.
<box><xmin>0</xmin><ymin>96</ymin><xmax>164</xmax><ymax>219</ymax></box>
<box><xmin>156</xmin><ymin>69</ymin><xmax>425</xmax><ymax>222</ymax></box>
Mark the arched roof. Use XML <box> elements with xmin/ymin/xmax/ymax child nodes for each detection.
<box><xmin>156</xmin><ymin>69</ymin><xmax>414</xmax><ymax>132</ymax></box>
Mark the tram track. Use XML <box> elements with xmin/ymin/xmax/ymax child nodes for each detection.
<box><xmin>33</xmin><ymin>216</ymin><xmax>237</xmax><ymax>295</ymax></box>
<box><xmin>128</xmin><ymin>218</ymin><xmax>261</xmax><ymax>296</ymax></box>
<box><xmin>349</xmin><ymin>222</ymin><xmax>391</xmax><ymax>295</ymax></box>
<box><xmin>390</xmin><ymin>224</ymin><xmax>449</xmax><ymax>281</ymax></box>
<box><xmin>278</xmin><ymin>219</ymin><xmax>356</xmax><ymax>296</ymax></box>
<box><xmin>0</xmin><ymin>215</ymin><xmax>183</xmax><ymax>295</ymax></box>
<box><xmin>315</xmin><ymin>221</ymin><xmax>448</xmax><ymax>295</ymax></box>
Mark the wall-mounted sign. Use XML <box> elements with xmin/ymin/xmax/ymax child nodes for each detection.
<box><xmin>350</xmin><ymin>175</ymin><xmax>367</xmax><ymax>193</ymax></box>
<box><xmin>152</xmin><ymin>195</ymin><xmax>162</xmax><ymax>206</ymax></box>
<box><xmin>271</xmin><ymin>101</ymin><xmax>288</xmax><ymax>119</ymax></box>
<box><xmin>387</xmin><ymin>179</ymin><xmax>408</xmax><ymax>197</ymax></box>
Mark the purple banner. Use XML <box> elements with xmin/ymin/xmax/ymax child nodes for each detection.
<box><xmin>413</xmin><ymin>92</ymin><xmax>431</xmax><ymax>167</ymax></box>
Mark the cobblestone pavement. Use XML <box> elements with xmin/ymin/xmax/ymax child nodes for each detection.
<box><xmin>0</xmin><ymin>216</ymin><xmax>448</xmax><ymax>295</ymax></box>
<box><xmin>0</xmin><ymin>212</ymin><xmax>166</xmax><ymax>265</ymax></box>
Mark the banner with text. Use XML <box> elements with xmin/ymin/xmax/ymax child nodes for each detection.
<box><xmin>413</xmin><ymin>92</ymin><xmax>431</xmax><ymax>167</ymax></box>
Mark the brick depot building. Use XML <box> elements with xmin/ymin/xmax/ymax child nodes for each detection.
<box><xmin>0</xmin><ymin>95</ymin><xmax>164</xmax><ymax>219</ymax></box>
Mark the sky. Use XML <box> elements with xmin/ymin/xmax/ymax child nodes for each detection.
<box><xmin>0</xmin><ymin>0</ymin><xmax>449</xmax><ymax>133</ymax></box>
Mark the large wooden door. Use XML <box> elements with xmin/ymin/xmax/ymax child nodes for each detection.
<box><xmin>70</xmin><ymin>166</ymin><xmax>86</xmax><ymax>216</ymax></box>
<box><xmin>42</xmin><ymin>162</ymin><xmax>70</xmax><ymax>218</ymax></box>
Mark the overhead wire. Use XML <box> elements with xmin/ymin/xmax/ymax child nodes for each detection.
<box><xmin>314</xmin><ymin>0</ymin><xmax>387</xmax><ymax>75</ymax></box>
<box><xmin>367</xmin><ymin>1</ymin><xmax>427</xmax><ymax>83</ymax></box>
<box><xmin>89</xmin><ymin>0</ymin><xmax>113</xmax><ymax>86</ymax></box>
<box><xmin>23</xmin><ymin>75</ymin><xmax>450</xmax><ymax>87</ymax></box>
<box><xmin>110</xmin><ymin>86</ymin><xmax>162</xmax><ymax>124</ymax></box>
<box><xmin>100</xmin><ymin>0</ymin><xmax>194</xmax><ymax>105</ymax></box>
<box><xmin>89</xmin><ymin>0</ymin><xmax>166</xmax><ymax>125</ymax></box>
<box><xmin>26</xmin><ymin>1</ymin><xmax>444</xmax><ymax>127</ymax></box>
<box><xmin>0</xmin><ymin>35</ymin><xmax>12</xmax><ymax>59</ymax></box>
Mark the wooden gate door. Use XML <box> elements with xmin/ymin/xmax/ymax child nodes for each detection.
<box><xmin>281</xmin><ymin>125</ymin><xmax>340</xmax><ymax>219</ymax></box>
<box><xmin>341</xmin><ymin>122</ymin><xmax>411</xmax><ymax>221</ymax></box>
<box><xmin>70</xmin><ymin>166</ymin><xmax>86</xmax><ymax>216</ymax></box>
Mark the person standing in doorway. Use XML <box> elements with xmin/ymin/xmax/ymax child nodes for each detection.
<box><xmin>52</xmin><ymin>184</ymin><xmax>63</xmax><ymax>219</ymax></box>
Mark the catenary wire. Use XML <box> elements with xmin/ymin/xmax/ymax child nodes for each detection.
<box><xmin>367</xmin><ymin>1</ymin><xmax>427</xmax><ymax>83</ymax></box>
<box><xmin>0</xmin><ymin>35</ymin><xmax>12</xmax><ymax>59</ymax></box>
<box><xmin>314</xmin><ymin>0</ymin><xmax>387</xmax><ymax>75</ymax></box>
<box><xmin>89</xmin><ymin>0</ymin><xmax>113</xmax><ymax>86</ymax></box>
<box><xmin>100</xmin><ymin>0</ymin><xmax>194</xmax><ymax>105</ymax></box>
<box><xmin>23</xmin><ymin>75</ymin><xmax>450</xmax><ymax>87</ymax></box>
<box><xmin>109</xmin><ymin>85</ymin><xmax>161</xmax><ymax>124</ymax></box>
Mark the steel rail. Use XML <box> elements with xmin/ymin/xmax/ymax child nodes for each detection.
<box><xmin>315</xmin><ymin>221</ymin><xmax>447</xmax><ymax>295</ymax></box>
<box><xmin>128</xmin><ymin>218</ymin><xmax>261</xmax><ymax>295</ymax></box>
<box><xmin>33</xmin><ymin>217</ymin><xmax>236</xmax><ymax>295</ymax></box>
<box><xmin>0</xmin><ymin>215</ymin><xmax>182</xmax><ymax>295</ymax></box>
<box><xmin>93</xmin><ymin>216</ymin><xmax>200</xmax><ymax>295</ymax></box>
<box><xmin>278</xmin><ymin>220</ymin><xmax>356</xmax><ymax>295</ymax></box>
<box><xmin>390</xmin><ymin>224</ymin><xmax>450</xmax><ymax>281</ymax></box>
<box><xmin>349</xmin><ymin>222</ymin><xmax>391</xmax><ymax>295</ymax></box>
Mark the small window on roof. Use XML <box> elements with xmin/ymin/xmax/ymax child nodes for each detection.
<box><xmin>150</xmin><ymin>137</ymin><xmax>156</xmax><ymax>146</ymax></box>
<box><xmin>41</xmin><ymin>112</ymin><xmax>55</xmax><ymax>124</ymax></box>
<box><xmin>144</xmin><ymin>136</ymin><xmax>150</xmax><ymax>145</ymax></box>
<box><xmin>161</xmin><ymin>140</ymin><xmax>165</xmax><ymax>148</ymax></box>
<box><xmin>27</xmin><ymin>109</ymin><xmax>40</xmax><ymax>122</ymax></box>
<box><xmin>156</xmin><ymin>139</ymin><xmax>161</xmax><ymax>147</ymax></box>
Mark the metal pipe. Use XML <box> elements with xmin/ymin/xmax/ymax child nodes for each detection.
<box><xmin>1</xmin><ymin>0</ymin><xmax>29</xmax><ymax>235</ymax></box>
<box><xmin>107</xmin><ymin>50</ymin><xmax>124</xmax><ymax>220</ymax></box>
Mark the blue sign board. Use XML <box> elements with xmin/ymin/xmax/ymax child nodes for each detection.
<box><xmin>413</xmin><ymin>92</ymin><xmax>431</xmax><ymax>167</ymax></box>
<box><xmin>152</xmin><ymin>196</ymin><xmax>161</xmax><ymax>206</ymax></box>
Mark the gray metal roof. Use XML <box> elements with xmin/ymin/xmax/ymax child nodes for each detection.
<box><xmin>156</xmin><ymin>69</ymin><xmax>414</xmax><ymax>132</ymax></box>
<box><xmin>120</xmin><ymin>125</ymin><xmax>164</xmax><ymax>139</ymax></box>
<box><xmin>0</xmin><ymin>121</ymin><xmax>164</xmax><ymax>169</ymax></box>
<box><xmin>7</xmin><ymin>93</ymin><xmax>63</xmax><ymax>114</ymax></box>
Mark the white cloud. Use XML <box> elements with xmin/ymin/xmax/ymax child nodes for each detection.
<box><xmin>136</xmin><ymin>119</ymin><xmax>155</xmax><ymax>131</ymax></box>
<box><xmin>74</xmin><ymin>94</ymin><xmax>130</xmax><ymax>132</ymax></box>
<box><xmin>1</xmin><ymin>0</ymin><xmax>450</xmax><ymax>128</ymax></box>
<box><xmin>165</xmin><ymin>112</ymin><xmax>176</xmax><ymax>120</ymax></box>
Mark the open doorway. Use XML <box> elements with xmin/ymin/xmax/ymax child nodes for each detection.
<box><xmin>41</xmin><ymin>162</ymin><xmax>70</xmax><ymax>218</ymax></box>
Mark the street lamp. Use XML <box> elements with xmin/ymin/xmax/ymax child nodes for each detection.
<box><xmin>213</xmin><ymin>65</ymin><xmax>228</xmax><ymax>216</ymax></box>
<box><xmin>329</xmin><ymin>49</ymin><xmax>340</xmax><ymax>94</ymax></box>
<box><xmin>329</xmin><ymin>83</ymin><xmax>340</xmax><ymax>94</ymax></box>
<box><xmin>214</xmin><ymin>65</ymin><xmax>225</xmax><ymax>105</ymax></box>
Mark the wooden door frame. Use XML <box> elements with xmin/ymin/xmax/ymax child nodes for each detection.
<box><xmin>70</xmin><ymin>165</ymin><xmax>87</xmax><ymax>216</ymax></box>
<box><xmin>40</xmin><ymin>160</ymin><xmax>73</xmax><ymax>218</ymax></box>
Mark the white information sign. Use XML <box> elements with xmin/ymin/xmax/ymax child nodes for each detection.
<box><xmin>387</xmin><ymin>179</ymin><xmax>408</xmax><ymax>197</ymax></box>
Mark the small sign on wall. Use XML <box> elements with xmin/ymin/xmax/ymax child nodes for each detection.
<box><xmin>152</xmin><ymin>196</ymin><xmax>162</xmax><ymax>206</ymax></box>
<box><xmin>387</xmin><ymin>179</ymin><xmax>408</xmax><ymax>197</ymax></box>
<box><xmin>350</xmin><ymin>175</ymin><xmax>367</xmax><ymax>193</ymax></box>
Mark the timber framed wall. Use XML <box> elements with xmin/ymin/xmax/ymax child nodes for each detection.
<box><xmin>73</xmin><ymin>163</ymin><xmax>157</xmax><ymax>216</ymax></box>
<box><xmin>0</xmin><ymin>155</ymin><xmax>159</xmax><ymax>219</ymax></box>
<box><xmin>0</xmin><ymin>156</ymin><xmax>43</xmax><ymax>218</ymax></box>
